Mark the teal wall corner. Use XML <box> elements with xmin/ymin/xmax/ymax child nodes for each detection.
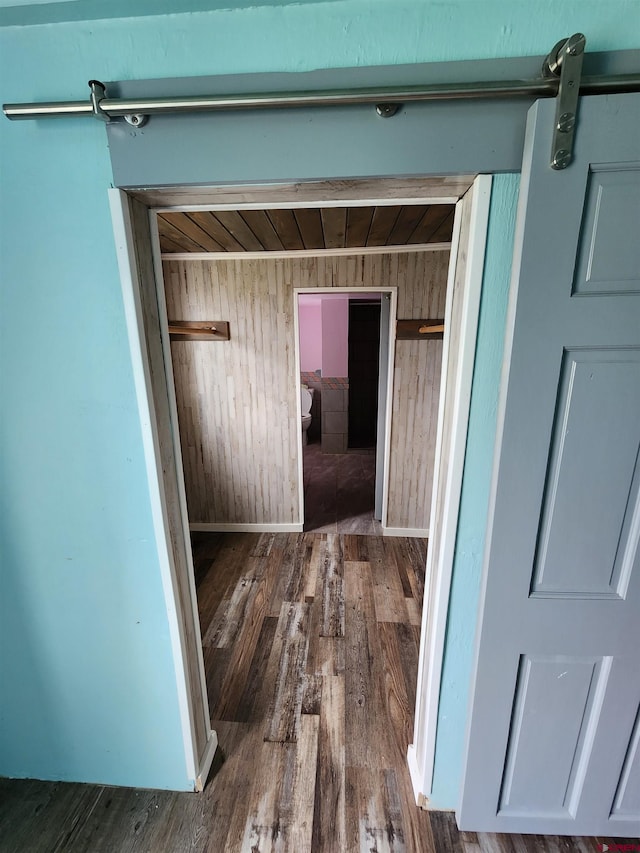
<box><xmin>428</xmin><ymin>173</ymin><xmax>520</xmax><ymax>809</ymax></box>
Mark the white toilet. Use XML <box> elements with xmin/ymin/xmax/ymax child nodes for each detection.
<box><xmin>301</xmin><ymin>386</ymin><xmax>314</xmax><ymax>445</ymax></box>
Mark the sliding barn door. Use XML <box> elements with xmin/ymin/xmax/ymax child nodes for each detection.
<box><xmin>459</xmin><ymin>93</ymin><xmax>640</xmax><ymax>834</ymax></box>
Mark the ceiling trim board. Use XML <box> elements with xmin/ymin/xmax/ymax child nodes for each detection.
<box><xmin>160</xmin><ymin>242</ymin><xmax>452</xmax><ymax>261</ymax></box>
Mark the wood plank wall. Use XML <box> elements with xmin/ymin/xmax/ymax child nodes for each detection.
<box><xmin>162</xmin><ymin>251</ymin><xmax>449</xmax><ymax>529</ymax></box>
<box><xmin>388</xmin><ymin>255</ymin><xmax>448</xmax><ymax>530</ymax></box>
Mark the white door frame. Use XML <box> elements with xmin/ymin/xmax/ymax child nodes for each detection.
<box><xmin>109</xmin><ymin>190</ymin><xmax>217</xmax><ymax>793</ymax></box>
<box><xmin>293</xmin><ymin>286</ymin><xmax>398</xmax><ymax>530</ymax></box>
<box><xmin>408</xmin><ymin>175</ymin><xmax>492</xmax><ymax>806</ymax></box>
<box><xmin>108</xmin><ymin>175</ymin><xmax>490</xmax><ymax>796</ymax></box>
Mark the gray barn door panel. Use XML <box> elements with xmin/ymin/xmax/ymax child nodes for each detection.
<box><xmin>458</xmin><ymin>93</ymin><xmax>640</xmax><ymax>835</ymax></box>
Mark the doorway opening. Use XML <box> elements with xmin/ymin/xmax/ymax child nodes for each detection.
<box><xmin>296</xmin><ymin>289</ymin><xmax>392</xmax><ymax>535</ymax></box>
<box><xmin>348</xmin><ymin>298</ymin><xmax>381</xmax><ymax>449</ymax></box>
<box><xmin>110</xmin><ymin>174</ymin><xmax>490</xmax><ymax>801</ymax></box>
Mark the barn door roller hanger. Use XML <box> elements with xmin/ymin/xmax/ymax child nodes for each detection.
<box><xmin>4</xmin><ymin>33</ymin><xmax>638</xmax><ymax>170</ymax></box>
<box><xmin>543</xmin><ymin>33</ymin><xmax>585</xmax><ymax>170</ymax></box>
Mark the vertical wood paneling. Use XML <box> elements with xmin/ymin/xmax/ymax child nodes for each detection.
<box><xmin>164</xmin><ymin>258</ymin><xmax>299</xmax><ymax>524</ymax></box>
<box><xmin>163</xmin><ymin>250</ymin><xmax>449</xmax><ymax>530</ymax></box>
<box><xmin>387</xmin><ymin>251</ymin><xmax>450</xmax><ymax>528</ymax></box>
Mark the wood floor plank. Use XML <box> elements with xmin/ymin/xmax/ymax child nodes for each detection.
<box><xmin>378</xmin><ymin>621</ymin><xmax>415</xmax><ymax>764</ymax></box>
<box><xmin>283</xmin><ymin>533</ymin><xmax>315</xmax><ymax>604</ymax></box>
<box><xmin>218</xmin><ymin>727</ymin><xmax>278</xmax><ymax>852</ymax></box>
<box><xmin>430</xmin><ymin>810</ymin><xmax>466</xmax><ymax>853</ymax></box>
<box><xmin>63</xmin><ymin>787</ymin><xmax>183</xmax><ymax>853</ymax></box>
<box><xmin>343</xmin><ymin>533</ymin><xmax>370</xmax><ymax>562</ymax></box>
<box><xmin>267</xmin><ymin>533</ymin><xmax>302</xmax><ymax>617</ymax></box>
<box><xmin>306</xmin><ymin>553</ymin><xmax>346</xmax><ymax>677</ymax></box>
<box><xmin>461</xmin><ymin>830</ymin><xmax>481</xmax><ymax>846</ymax></box>
<box><xmin>265</xmin><ymin>602</ymin><xmax>312</xmax><ymax>743</ymax></box>
<box><xmin>0</xmin><ymin>781</ymin><xmax>104</xmax><ymax>853</ymax></box>
<box><xmin>320</xmin><ymin>533</ymin><xmax>345</xmax><ymax>638</ymax></box>
<box><xmin>236</xmin><ymin>713</ymin><xmax>319</xmax><ymax>852</ymax></box>
<box><xmin>312</xmin><ymin>675</ymin><xmax>346</xmax><ymax>852</ymax></box>
<box><xmin>250</xmin><ymin>532</ymin><xmax>276</xmax><ymax>558</ymax></box>
<box><xmin>226</xmin><ymin>615</ymin><xmax>279</xmax><ymax>724</ymax></box>
<box><xmin>405</xmin><ymin>595</ymin><xmax>422</xmax><ymax>627</ymax></box>
<box><xmin>386</xmin><ymin>537</ymin><xmax>418</xmax><ymax>599</ymax></box>
<box><xmin>213</xmin><ymin>570</ymin><xmax>260</xmax><ymax>649</ymax></box>
<box><xmin>301</xmin><ymin>673</ymin><xmax>323</xmax><ymax>715</ymax></box>
<box><xmin>286</xmin><ymin>713</ymin><xmax>321</xmax><ymax>851</ymax></box>
<box><xmin>212</xmin><ymin>550</ymin><xmax>280</xmax><ymax>721</ymax></box>
<box><xmin>191</xmin><ymin>531</ymin><xmax>225</xmax><ymax>585</ymax></box>
<box><xmin>303</xmin><ymin>533</ymin><xmax>323</xmax><ymax>602</ymax></box>
<box><xmin>384</xmin><ymin>768</ymin><xmax>410</xmax><ymax>851</ymax></box>
<box><xmin>203</xmin><ymin>644</ymin><xmax>232</xmax><ymax>715</ymax></box>
<box><xmin>394</xmin><ymin>622</ymin><xmax>421</xmax><ymax>714</ymax></box>
<box><xmin>236</xmin><ymin>740</ymin><xmax>289</xmax><ymax>851</ymax></box>
<box><xmin>306</xmin><ymin>535</ymin><xmax>347</xmax><ymax>677</ymax></box>
<box><xmin>199</xmin><ymin>536</ymin><xmax>258</xmax><ymax>646</ymax></box>
<box><xmin>348</xmin><ymin>767</ymin><xmax>411</xmax><ymax>852</ymax></box>
<box><xmin>315</xmin><ymin>636</ymin><xmax>346</xmax><ymax>675</ymax></box>
<box><xmin>371</xmin><ymin>539</ymin><xmax>411</xmax><ymax>623</ymax></box>
<box><xmin>344</xmin><ymin>559</ymin><xmax>389</xmax><ymax>771</ymax></box>
<box><xmin>304</xmin><ymin>547</ymin><xmax>323</xmax><ymax>677</ymax></box>
<box><xmin>210</xmin><ymin>725</ymin><xmax>267</xmax><ymax>852</ymax></box>
<box><xmin>401</xmin><ymin>537</ymin><xmax>427</xmax><ymax>603</ymax></box>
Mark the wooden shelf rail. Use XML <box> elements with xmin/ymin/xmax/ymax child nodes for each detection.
<box><xmin>396</xmin><ymin>319</ymin><xmax>445</xmax><ymax>340</ymax></box>
<box><xmin>168</xmin><ymin>321</ymin><xmax>230</xmax><ymax>341</ymax></box>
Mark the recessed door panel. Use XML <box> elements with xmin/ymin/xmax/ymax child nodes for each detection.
<box><xmin>499</xmin><ymin>656</ymin><xmax>610</xmax><ymax>819</ymax></box>
<box><xmin>573</xmin><ymin>168</ymin><xmax>640</xmax><ymax>296</ymax></box>
<box><xmin>532</xmin><ymin>348</ymin><xmax>640</xmax><ymax>598</ymax></box>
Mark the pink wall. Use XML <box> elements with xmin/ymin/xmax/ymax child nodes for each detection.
<box><xmin>299</xmin><ymin>293</ymin><xmax>381</xmax><ymax>378</ymax></box>
<box><xmin>321</xmin><ymin>297</ymin><xmax>349</xmax><ymax>377</ymax></box>
<box><xmin>298</xmin><ymin>299</ymin><xmax>322</xmax><ymax>372</ymax></box>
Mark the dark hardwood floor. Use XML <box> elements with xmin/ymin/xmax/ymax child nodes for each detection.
<box><xmin>0</xmin><ymin>532</ymin><xmax>635</xmax><ymax>852</ymax></box>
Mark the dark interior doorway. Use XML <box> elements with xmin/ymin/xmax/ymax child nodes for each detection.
<box><xmin>348</xmin><ymin>300</ymin><xmax>381</xmax><ymax>448</ymax></box>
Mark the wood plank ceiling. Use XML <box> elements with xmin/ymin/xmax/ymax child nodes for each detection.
<box><xmin>157</xmin><ymin>204</ymin><xmax>455</xmax><ymax>253</ymax></box>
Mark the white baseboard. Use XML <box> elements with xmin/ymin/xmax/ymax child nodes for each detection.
<box><xmin>383</xmin><ymin>526</ymin><xmax>429</xmax><ymax>538</ymax></box>
<box><xmin>194</xmin><ymin>729</ymin><xmax>218</xmax><ymax>792</ymax></box>
<box><xmin>407</xmin><ymin>743</ymin><xmax>430</xmax><ymax>809</ymax></box>
<box><xmin>189</xmin><ymin>522</ymin><xmax>304</xmax><ymax>533</ymax></box>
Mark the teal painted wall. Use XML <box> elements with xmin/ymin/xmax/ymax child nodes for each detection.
<box><xmin>429</xmin><ymin>174</ymin><xmax>519</xmax><ymax>808</ymax></box>
<box><xmin>1</xmin><ymin>0</ymin><xmax>639</xmax><ymax>795</ymax></box>
<box><xmin>0</xmin><ymin>63</ymin><xmax>190</xmax><ymax>790</ymax></box>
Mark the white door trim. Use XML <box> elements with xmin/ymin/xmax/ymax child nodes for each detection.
<box><xmin>132</xmin><ymin>175</ymin><xmax>475</xmax><ymax>210</ymax></box>
<box><xmin>108</xmin><ymin>176</ymin><xmax>488</xmax><ymax>798</ymax></box>
<box><xmin>408</xmin><ymin>175</ymin><xmax>493</xmax><ymax>805</ymax></box>
<box><xmin>108</xmin><ymin>189</ymin><xmax>214</xmax><ymax>789</ymax></box>
<box><xmin>147</xmin><ymin>208</ymin><xmax>218</xmax><ymax>791</ymax></box>
<box><xmin>293</xmin><ymin>285</ymin><xmax>398</xmax><ymax>530</ymax></box>
<box><xmin>160</xmin><ymin>243</ymin><xmax>451</xmax><ymax>262</ymax></box>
